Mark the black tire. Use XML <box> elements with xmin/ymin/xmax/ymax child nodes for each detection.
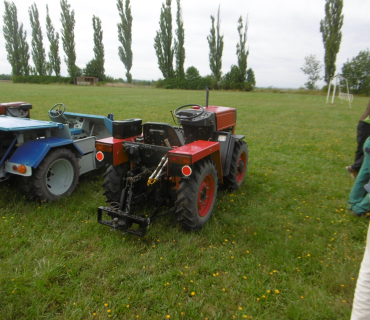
<box><xmin>19</xmin><ymin>176</ymin><xmax>35</xmax><ymax>199</ymax></box>
<box><xmin>175</xmin><ymin>159</ymin><xmax>218</xmax><ymax>231</ymax></box>
<box><xmin>102</xmin><ymin>163</ymin><xmax>129</xmax><ymax>203</ymax></box>
<box><xmin>224</xmin><ymin>140</ymin><xmax>248</xmax><ymax>191</ymax></box>
<box><xmin>20</xmin><ymin>148</ymin><xmax>79</xmax><ymax>202</ymax></box>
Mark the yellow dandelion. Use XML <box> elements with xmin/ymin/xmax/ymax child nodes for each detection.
<box><xmin>239</xmin><ymin>307</ymin><xmax>242</xmax><ymax>310</ymax></box>
<box><xmin>191</xmin><ymin>292</ymin><xmax>195</xmax><ymax>296</ymax></box>
<box><xmin>275</xmin><ymin>289</ymin><xmax>280</xmax><ymax>294</ymax></box>
<box><xmin>166</xmin><ymin>316</ymin><xmax>170</xmax><ymax>319</ymax></box>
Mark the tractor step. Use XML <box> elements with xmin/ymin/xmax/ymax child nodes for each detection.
<box><xmin>98</xmin><ymin>206</ymin><xmax>149</xmax><ymax>237</ymax></box>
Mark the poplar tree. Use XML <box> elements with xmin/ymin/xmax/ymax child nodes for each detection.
<box><xmin>117</xmin><ymin>0</ymin><xmax>133</xmax><ymax>83</ymax></box>
<box><xmin>29</xmin><ymin>3</ymin><xmax>46</xmax><ymax>75</ymax></box>
<box><xmin>19</xmin><ymin>24</ymin><xmax>30</xmax><ymax>75</ymax></box>
<box><xmin>154</xmin><ymin>0</ymin><xmax>175</xmax><ymax>79</ymax></box>
<box><xmin>46</xmin><ymin>5</ymin><xmax>61</xmax><ymax>76</ymax></box>
<box><xmin>174</xmin><ymin>0</ymin><xmax>185</xmax><ymax>78</ymax></box>
<box><xmin>60</xmin><ymin>0</ymin><xmax>77</xmax><ymax>77</ymax></box>
<box><xmin>236</xmin><ymin>16</ymin><xmax>249</xmax><ymax>81</ymax></box>
<box><xmin>207</xmin><ymin>6</ymin><xmax>223</xmax><ymax>82</ymax></box>
<box><xmin>92</xmin><ymin>15</ymin><xmax>105</xmax><ymax>81</ymax></box>
<box><xmin>320</xmin><ymin>0</ymin><xmax>344</xmax><ymax>84</ymax></box>
<box><xmin>3</xmin><ymin>1</ymin><xmax>30</xmax><ymax>75</ymax></box>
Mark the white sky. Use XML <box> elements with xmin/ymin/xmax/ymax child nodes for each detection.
<box><xmin>0</xmin><ymin>0</ymin><xmax>369</xmax><ymax>88</ymax></box>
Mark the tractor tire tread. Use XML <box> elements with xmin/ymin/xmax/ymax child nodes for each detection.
<box><xmin>224</xmin><ymin>140</ymin><xmax>248</xmax><ymax>191</ymax></box>
<box><xmin>103</xmin><ymin>163</ymin><xmax>129</xmax><ymax>203</ymax></box>
<box><xmin>175</xmin><ymin>159</ymin><xmax>218</xmax><ymax>231</ymax></box>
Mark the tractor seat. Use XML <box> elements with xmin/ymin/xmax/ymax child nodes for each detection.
<box><xmin>143</xmin><ymin>122</ymin><xmax>183</xmax><ymax>147</ymax></box>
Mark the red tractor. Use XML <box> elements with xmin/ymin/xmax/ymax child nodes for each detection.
<box><xmin>96</xmin><ymin>91</ymin><xmax>248</xmax><ymax>236</ymax></box>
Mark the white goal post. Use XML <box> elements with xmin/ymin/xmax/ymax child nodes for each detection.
<box><xmin>326</xmin><ymin>74</ymin><xmax>353</xmax><ymax>109</ymax></box>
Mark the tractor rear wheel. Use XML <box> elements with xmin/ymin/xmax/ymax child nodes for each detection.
<box><xmin>224</xmin><ymin>140</ymin><xmax>248</xmax><ymax>191</ymax></box>
<box><xmin>102</xmin><ymin>163</ymin><xmax>129</xmax><ymax>203</ymax></box>
<box><xmin>176</xmin><ymin>159</ymin><xmax>218</xmax><ymax>231</ymax></box>
<box><xmin>20</xmin><ymin>148</ymin><xmax>79</xmax><ymax>202</ymax></box>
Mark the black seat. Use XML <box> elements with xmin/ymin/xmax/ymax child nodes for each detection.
<box><xmin>143</xmin><ymin>122</ymin><xmax>183</xmax><ymax>147</ymax></box>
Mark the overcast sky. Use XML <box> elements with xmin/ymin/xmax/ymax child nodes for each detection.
<box><xmin>1</xmin><ymin>0</ymin><xmax>369</xmax><ymax>88</ymax></box>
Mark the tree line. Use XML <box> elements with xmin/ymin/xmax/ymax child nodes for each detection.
<box><xmin>2</xmin><ymin>0</ymin><xmax>256</xmax><ymax>90</ymax></box>
<box><xmin>301</xmin><ymin>0</ymin><xmax>370</xmax><ymax>95</ymax></box>
<box><xmin>154</xmin><ymin>1</ymin><xmax>255</xmax><ymax>90</ymax></box>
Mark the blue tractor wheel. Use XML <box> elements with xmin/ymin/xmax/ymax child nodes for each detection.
<box><xmin>21</xmin><ymin>148</ymin><xmax>79</xmax><ymax>202</ymax></box>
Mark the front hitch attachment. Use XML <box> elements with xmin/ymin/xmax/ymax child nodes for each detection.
<box><xmin>97</xmin><ymin>206</ymin><xmax>149</xmax><ymax>237</ymax></box>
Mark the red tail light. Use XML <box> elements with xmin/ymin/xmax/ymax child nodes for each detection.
<box><xmin>168</xmin><ymin>155</ymin><xmax>192</xmax><ymax>165</ymax></box>
<box><xmin>96</xmin><ymin>143</ymin><xmax>113</xmax><ymax>153</ymax></box>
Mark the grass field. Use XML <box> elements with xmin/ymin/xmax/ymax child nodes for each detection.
<box><xmin>1</xmin><ymin>82</ymin><xmax>369</xmax><ymax>319</ymax></box>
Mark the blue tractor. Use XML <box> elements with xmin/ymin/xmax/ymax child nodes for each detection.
<box><xmin>0</xmin><ymin>102</ymin><xmax>114</xmax><ymax>201</ymax></box>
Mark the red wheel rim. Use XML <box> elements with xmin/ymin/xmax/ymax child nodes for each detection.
<box><xmin>198</xmin><ymin>174</ymin><xmax>215</xmax><ymax>217</ymax></box>
<box><xmin>236</xmin><ymin>152</ymin><xmax>247</xmax><ymax>182</ymax></box>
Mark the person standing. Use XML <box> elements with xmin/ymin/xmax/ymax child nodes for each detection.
<box><xmin>347</xmin><ymin>99</ymin><xmax>370</xmax><ymax>179</ymax></box>
<box><xmin>348</xmin><ymin>137</ymin><xmax>370</xmax><ymax>216</ymax></box>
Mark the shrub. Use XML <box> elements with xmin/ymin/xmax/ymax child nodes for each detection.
<box><xmin>0</xmin><ymin>74</ymin><xmax>12</xmax><ymax>80</ymax></box>
<box><xmin>12</xmin><ymin>75</ymin><xmax>73</xmax><ymax>84</ymax></box>
<box><xmin>156</xmin><ymin>76</ymin><xmax>212</xmax><ymax>90</ymax></box>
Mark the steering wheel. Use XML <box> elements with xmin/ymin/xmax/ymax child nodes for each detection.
<box><xmin>174</xmin><ymin>104</ymin><xmax>205</xmax><ymax>120</ymax></box>
<box><xmin>49</xmin><ymin>103</ymin><xmax>66</xmax><ymax>119</ymax></box>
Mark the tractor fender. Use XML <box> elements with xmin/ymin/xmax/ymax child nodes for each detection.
<box><xmin>7</xmin><ymin>137</ymin><xmax>83</xmax><ymax>172</ymax></box>
<box><xmin>168</xmin><ymin>140</ymin><xmax>223</xmax><ymax>182</ymax></box>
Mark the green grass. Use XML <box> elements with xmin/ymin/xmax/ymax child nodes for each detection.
<box><xmin>1</xmin><ymin>82</ymin><xmax>369</xmax><ymax>319</ymax></box>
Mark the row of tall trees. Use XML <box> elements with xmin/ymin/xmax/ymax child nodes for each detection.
<box><xmin>2</xmin><ymin>0</ymin><xmax>107</xmax><ymax>80</ymax></box>
<box><xmin>3</xmin><ymin>0</ymin><xmax>254</xmax><ymax>89</ymax></box>
<box><xmin>153</xmin><ymin>1</ymin><xmax>255</xmax><ymax>89</ymax></box>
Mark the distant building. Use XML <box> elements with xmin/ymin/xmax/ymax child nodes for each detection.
<box><xmin>74</xmin><ymin>76</ymin><xmax>99</xmax><ymax>86</ymax></box>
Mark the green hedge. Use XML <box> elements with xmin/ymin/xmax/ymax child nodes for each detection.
<box><xmin>12</xmin><ymin>75</ymin><xmax>73</xmax><ymax>84</ymax></box>
<box><xmin>0</xmin><ymin>74</ymin><xmax>12</xmax><ymax>80</ymax></box>
<box><xmin>156</xmin><ymin>76</ymin><xmax>213</xmax><ymax>90</ymax></box>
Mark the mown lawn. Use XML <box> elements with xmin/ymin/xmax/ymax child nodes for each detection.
<box><xmin>0</xmin><ymin>82</ymin><xmax>369</xmax><ymax>319</ymax></box>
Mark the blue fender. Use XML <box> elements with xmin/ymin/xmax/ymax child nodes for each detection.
<box><xmin>9</xmin><ymin>137</ymin><xmax>84</xmax><ymax>168</ymax></box>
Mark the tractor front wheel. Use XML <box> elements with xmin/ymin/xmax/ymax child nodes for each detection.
<box><xmin>102</xmin><ymin>163</ymin><xmax>129</xmax><ymax>203</ymax></box>
<box><xmin>20</xmin><ymin>148</ymin><xmax>79</xmax><ymax>202</ymax></box>
<box><xmin>176</xmin><ymin>159</ymin><xmax>218</xmax><ymax>231</ymax></box>
<box><xmin>224</xmin><ymin>140</ymin><xmax>248</xmax><ymax>191</ymax></box>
